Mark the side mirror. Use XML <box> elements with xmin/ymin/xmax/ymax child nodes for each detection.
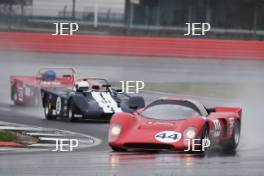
<box><xmin>128</xmin><ymin>96</ymin><xmax>145</xmax><ymax>110</ymax></box>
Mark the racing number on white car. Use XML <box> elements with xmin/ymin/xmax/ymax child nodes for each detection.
<box><xmin>155</xmin><ymin>131</ymin><xmax>182</xmax><ymax>143</ymax></box>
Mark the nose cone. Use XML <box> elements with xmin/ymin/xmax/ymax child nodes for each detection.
<box><xmin>131</xmin><ymin>116</ymin><xmax>202</xmax><ymax>141</ymax></box>
<box><xmin>112</xmin><ymin>116</ymin><xmax>205</xmax><ymax>151</ymax></box>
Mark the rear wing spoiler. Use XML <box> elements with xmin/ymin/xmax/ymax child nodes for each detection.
<box><xmin>214</xmin><ymin>107</ymin><xmax>242</xmax><ymax>117</ymax></box>
<box><xmin>37</xmin><ymin>67</ymin><xmax>76</xmax><ymax>83</ymax></box>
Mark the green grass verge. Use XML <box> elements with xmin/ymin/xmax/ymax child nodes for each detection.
<box><xmin>0</xmin><ymin>131</ymin><xmax>17</xmax><ymax>142</ymax></box>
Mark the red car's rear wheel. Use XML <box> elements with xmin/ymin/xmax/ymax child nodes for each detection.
<box><xmin>222</xmin><ymin>121</ymin><xmax>240</xmax><ymax>152</ymax></box>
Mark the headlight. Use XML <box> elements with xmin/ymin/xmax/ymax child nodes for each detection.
<box><xmin>111</xmin><ymin>124</ymin><xmax>122</xmax><ymax>136</ymax></box>
<box><xmin>184</xmin><ymin>127</ymin><xmax>197</xmax><ymax>139</ymax></box>
<box><xmin>109</xmin><ymin>124</ymin><xmax>122</xmax><ymax>142</ymax></box>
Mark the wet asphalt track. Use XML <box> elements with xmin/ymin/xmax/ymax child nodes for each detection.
<box><xmin>1</xmin><ymin>51</ymin><xmax>264</xmax><ymax>176</ymax></box>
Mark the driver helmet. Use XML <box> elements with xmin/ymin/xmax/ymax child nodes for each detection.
<box><xmin>75</xmin><ymin>81</ymin><xmax>90</xmax><ymax>92</ymax></box>
<box><xmin>42</xmin><ymin>70</ymin><xmax>56</xmax><ymax>81</ymax></box>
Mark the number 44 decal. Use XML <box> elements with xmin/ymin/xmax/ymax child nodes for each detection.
<box><xmin>156</xmin><ymin>133</ymin><xmax>178</xmax><ymax>140</ymax></box>
<box><xmin>155</xmin><ymin>131</ymin><xmax>182</xmax><ymax>143</ymax></box>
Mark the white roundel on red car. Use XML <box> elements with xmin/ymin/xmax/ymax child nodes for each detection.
<box><xmin>154</xmin><ymin>131</ymin><xmax>182</xmax><ymax>143</ymax></box>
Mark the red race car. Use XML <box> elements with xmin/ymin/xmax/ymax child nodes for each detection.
<box><xmin>10</xmin><ymin>67</ymin><xmax>76</xmax><ymax>105</ymax></box>
<box><xmin>108</xmin><ymin>97</ymin><xmax>241</xmax><ymax>153</ymax></box>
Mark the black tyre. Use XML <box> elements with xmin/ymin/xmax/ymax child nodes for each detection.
<box><xmin>201</xmin><ymin>125</ymin><xmax>210</xmax><ymax>152</ymax></box>
<box><xmin>222</xmin><ymin>121</ymin><xmax>240</xmax><ymax>152</ymax></box>
<box><xmin>68</xmin><ymin>100</ymin><xmax>77</xmax><ymax>122</ymax></box>
<box><xmin>12</xmin><ymin>86</ymin><xmax>19</xmax><ymax>105</ymax></box>
<box><xmin>111</xmin><ymin>146</ymin><xmax>127</xmax><ymax>152</ymax></box>
<box><xmin>44</xmin><ymin>101</ymin><xmax>56</xmax><ymax>120</ymax></box>
<box><xmin>192</xmin><ymin>125</ymin><xmax>210</xmax><ymax>154</ymax></box>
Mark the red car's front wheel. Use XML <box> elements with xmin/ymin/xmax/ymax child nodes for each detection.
<box><xmin>111</xmin><ymin>146</ymin><xmax>127</xmax><ymax>152</ymax></box>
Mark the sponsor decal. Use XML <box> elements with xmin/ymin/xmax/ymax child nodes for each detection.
<box><xmin>154</xmin><ymin>131</ymin><xmax>182</xmax><ymax>143</ymax></box>
<box><xmin>40</xmin><ymin>81</ymin><xmax>61</xmax><ymax>86</ymax></box>
<box><xmin>213</xmin><ymin>119</ymin><xmax>221</xmax><ymax>137</ymax></box>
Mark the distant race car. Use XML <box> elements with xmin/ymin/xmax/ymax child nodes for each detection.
<box><xmin>41</xmin><ymin>78</ymin><xmax>144</xmax><ymax>122</ymax></box>
<box><xmin>108</xmin><ymin>98</ymin><xmax>241</xmax><ymax>153</ymax></box>
<box><xmin>10</xmin><ymin>68</ymin><xmax>76</xmax><ymax>105</ymax></box>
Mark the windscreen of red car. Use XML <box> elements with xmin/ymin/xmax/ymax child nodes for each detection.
<box><xmin>141</xmin><ymin>101</ymin><xmax>200</xmax><ymax>120</ymax></box>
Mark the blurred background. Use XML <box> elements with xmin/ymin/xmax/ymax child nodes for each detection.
<box><xmin>0</xmin><ymin>2</ymin><xmax>264</xmax><ymax>175</ymax></box>
<box><xmin>0</xmin><ymin>0</ymin><xmax>264</xmax><ymax>40</ymax></box>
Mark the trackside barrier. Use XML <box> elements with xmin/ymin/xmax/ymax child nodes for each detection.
<box><xmin>0</xmin><ymin>32</ymin><xmax>264</xmax><ymax>60</ymax></box>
